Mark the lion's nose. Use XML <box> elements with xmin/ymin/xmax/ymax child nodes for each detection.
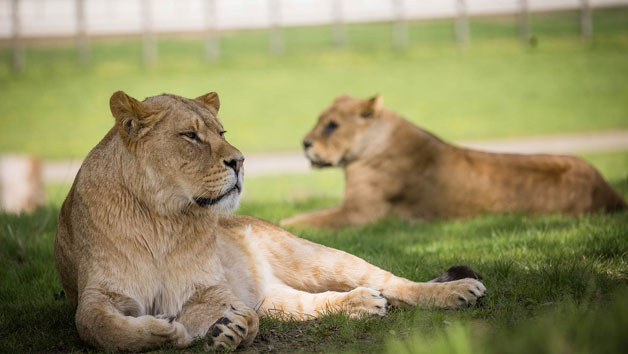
<box><xmin>303</xmin><ymin>139</ymin><xmax>312</xmax><ymax>149</ymax></box>
<box><xmin>224</xmin><ymin>157</ymin><xmax>244</xmax><ymax>174</ymax></box>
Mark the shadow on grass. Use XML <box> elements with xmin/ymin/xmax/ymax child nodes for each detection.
<box><xmin>0</xmin><ymin>206</ymin><xmax>83</xmax><ymax>353</ymax></box>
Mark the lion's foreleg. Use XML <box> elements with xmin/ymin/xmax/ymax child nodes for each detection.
<box><xmin>177</xmin><ymin>285</ymin><xmax>259</xmax><ymax>349</ymax></box>
<box><xmin>75</xmin><ymin>287</ymin><xmax>192</xmax><ymax>351</ymax></box>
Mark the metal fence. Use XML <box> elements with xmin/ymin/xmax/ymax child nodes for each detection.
<box><xmin>2</xmin><ymin>0</ymin><xmax>626</xmax><ymax>71</ymax></box>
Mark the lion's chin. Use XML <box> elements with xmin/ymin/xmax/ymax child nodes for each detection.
<box><xmin>214</xmin><ymin>192</ymin><xmax>240</xmax><ymax>213</ymax></box>
<box><xmin>193</xmin><ymin>185</ymin><xmax>241</xmax><ymax>213</ymax></box>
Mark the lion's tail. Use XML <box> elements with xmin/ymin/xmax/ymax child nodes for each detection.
<box><xmin>75</xmin><ymin>288</ymin><xmax>193</xmax><ymax>351</ymax></box>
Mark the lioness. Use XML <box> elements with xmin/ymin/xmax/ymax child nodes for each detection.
<box><xmin>280</xmin><ymin>94</ymin><xmax>627</xmax><ymax>229</ymax></box>
<box><xmin>54</xmin><ymin>91</ymin><xmax>486</xmax><ymax>351</ymax></box>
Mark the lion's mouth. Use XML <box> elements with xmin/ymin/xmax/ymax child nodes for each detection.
<box><xmin>305</xmin><ymin>151</ymin><xmax>333</xmax><ymax>168</ymax></box>
<box><xmin>310</xmin><ymin>161</ymin><xmax>333</xmax><ymax>168</ymax></box>
<box><xmin>193</xmin><ymin>183</ymin><xmax>241</xmax><ymax>206</ymax></box>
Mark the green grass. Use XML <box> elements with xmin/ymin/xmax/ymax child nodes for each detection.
<box><xmin>1</xmin><ymin>8</ymin><xmax>628</xmax><ymax>158</ymax></box>
<box><xmin>2</xmin><ymin>150</ymin><xmax>627</xmax><ymax>353</ymax></box>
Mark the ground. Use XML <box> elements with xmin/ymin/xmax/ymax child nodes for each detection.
<box><xmin>1</xmin><ymin>7</ymin><xmax>628</xmax><ymax>354</ymax></box>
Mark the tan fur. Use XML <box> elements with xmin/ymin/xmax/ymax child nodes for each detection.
<box><xmin>281</xmin><ymin>94</ymin><xmax>627</xmax><ymax>228</ymax></box>
<box><xmin>55</xmin><ymin>92</ymin><xmax>486</xmax><ymax>351</ymax></box>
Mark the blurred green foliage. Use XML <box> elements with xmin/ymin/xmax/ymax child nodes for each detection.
<box><xmin>0</xmin><ymin>8</ymin><xmax>627</xmax><ymax>158</ymax></box>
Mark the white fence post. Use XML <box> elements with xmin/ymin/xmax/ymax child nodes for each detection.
<box><xmin>268</xmin><ymin>0</ymin><xmax>283</xmax><ymax>54</ymax></box>
<box><xmin>11</xmin><ymin>0</ymin><xmax>24</xmax><ymax>72</ymax></box>
<box><xmin>580</xmin><ymin>0</ymin><xmax>592</xmax><ymax>41</ymax></box>
<box><xmin>0</xmin><ymin>155</ymin><xmax>45</xmax><ymax>214</ymax></box>
<box><xmin>454</xmin><ymin>0</ymin><xmax>469</xmax><ymax>46</ymax></box>
<box><xmin>76</xmin><ymin>0</ymin><xmax>89</xmax><ymax>65</ymax></box>
<box><xmin>392</xmin><ymin>0</ymin><xmax>407</xmax><ymax>49</ymax></box>
<box><xmin>142</xmin><ymin>0</ymin><xmax>156</xmax><ymax>66</ymax></box>
<box><xmin>332</xmin><ymin>0</ymin><xmax>345</xmax><ymax>47</ymax></box>
<box><xmin>518</xmin><ymin>0</ymin><xmax>529</xmax><ymax>42</ymax></box>
<box><xmin>204</xmin><ymin>0</ymin><xmax>220</xmax><ymax>59</ymax></box>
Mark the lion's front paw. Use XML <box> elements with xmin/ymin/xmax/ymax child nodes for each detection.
<box><xmin>436</xmin><ymin>279</ymin><xmax>486</xmax><ymax>308</ymax></box>
<box><xmin>143</xmin><ymin>316</ymin><xmax>192</xmax><ymax>349</ymax></box>
<box><xmin>342</xmin><ymin>287</ymin><xmax>388</xmax><ymax>318</ymax></box>
<box><xmin>207</xmin><ymin>305</ymin><xmax>259</xmax><ymax>350</ymax></box>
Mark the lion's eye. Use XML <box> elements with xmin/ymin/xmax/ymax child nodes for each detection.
<box><xmin>219</xmin><ymin>131</ymin><xmax>226</xmax><ymax>137</ymax></box>
<box><xmin>181</xmin><ymin>132</ymin><xmax>201</xmax><ymax>142</ymax></box>
<box><xmin>324</xmin><ymin>121</ymin><xmax>338</xmax><ymax>136</ymax></box>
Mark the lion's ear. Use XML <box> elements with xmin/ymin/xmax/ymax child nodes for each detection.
<box><xmin>196</xmin><ymin>92</ymin><xmax>220</xmax><ymax>115</ymax></box>
<box><xmin>360</xmin><ymin>94</ymin><xmax>383</xmax><ymax>119</ymax></box>
<box><xmin>110</xmin><ymin>91</ymin><xmax>154</xmax><ymax>140</ymax></box>
<box><xmin>333</xmin><ymin>94</ymin><xmax>352</xmax><ymax>104</ymax></box>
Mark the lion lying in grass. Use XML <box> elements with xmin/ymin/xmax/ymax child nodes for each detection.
<box><xmin>280</xmin><ymin>94</ymin><xmax>627</xmax><ymax>229</ymax></box>
<box><xmin>54</xmin><ymin>91</ymin><xmax>486</xmax><ymax>351</ymax></box>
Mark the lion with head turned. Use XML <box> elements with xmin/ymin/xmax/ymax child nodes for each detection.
<box><xmin>54</xmin><ymin>91</ymin><xmax>486</xmax><ymax>351</ymax></box>
<box><xmin>280</xmin><ymin>94</ymin><xmax>626</xmax><ymax>229</ymax></box>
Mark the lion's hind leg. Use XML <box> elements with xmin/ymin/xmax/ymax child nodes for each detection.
<box><xmin>260</xmin><ymin>284</ymin><xmax>387</xmax><ymax>321</ymax></box>
<box><xmin>75</xmin><ymin>288</ymin><xmax>192</xmax><ymax>351</ymax></box>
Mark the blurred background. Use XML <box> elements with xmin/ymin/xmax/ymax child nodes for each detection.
<box><xmin>0</xmin><ymin>0</ymin><xmax>627</xmax><ymax>213</ymax></box>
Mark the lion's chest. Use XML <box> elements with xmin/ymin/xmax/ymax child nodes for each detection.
<box><xmin>146</xmin><ymin>266</ymin><xmax>198</xmax><ymax>317</ymax></box>
<box><xmin>129</xmin><ymin>247</ymin><xmax>222</xmax><ymax>317</ymax></box>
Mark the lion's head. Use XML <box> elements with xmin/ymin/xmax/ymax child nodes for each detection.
<box><xmin>109</xmin><ymin>91</ymin><xmax>244</xmax><ymax>214</ymax></box>
<box><xmin>302</xmin><ymin>94</ymin><xmax>386</xmax><ymax>168</ymax></box>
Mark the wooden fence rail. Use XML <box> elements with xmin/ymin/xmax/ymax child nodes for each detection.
<box><xmin>6</xmin><ymin>0</ymin><xmax>608</xmax><ymax>71</ymax></box>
